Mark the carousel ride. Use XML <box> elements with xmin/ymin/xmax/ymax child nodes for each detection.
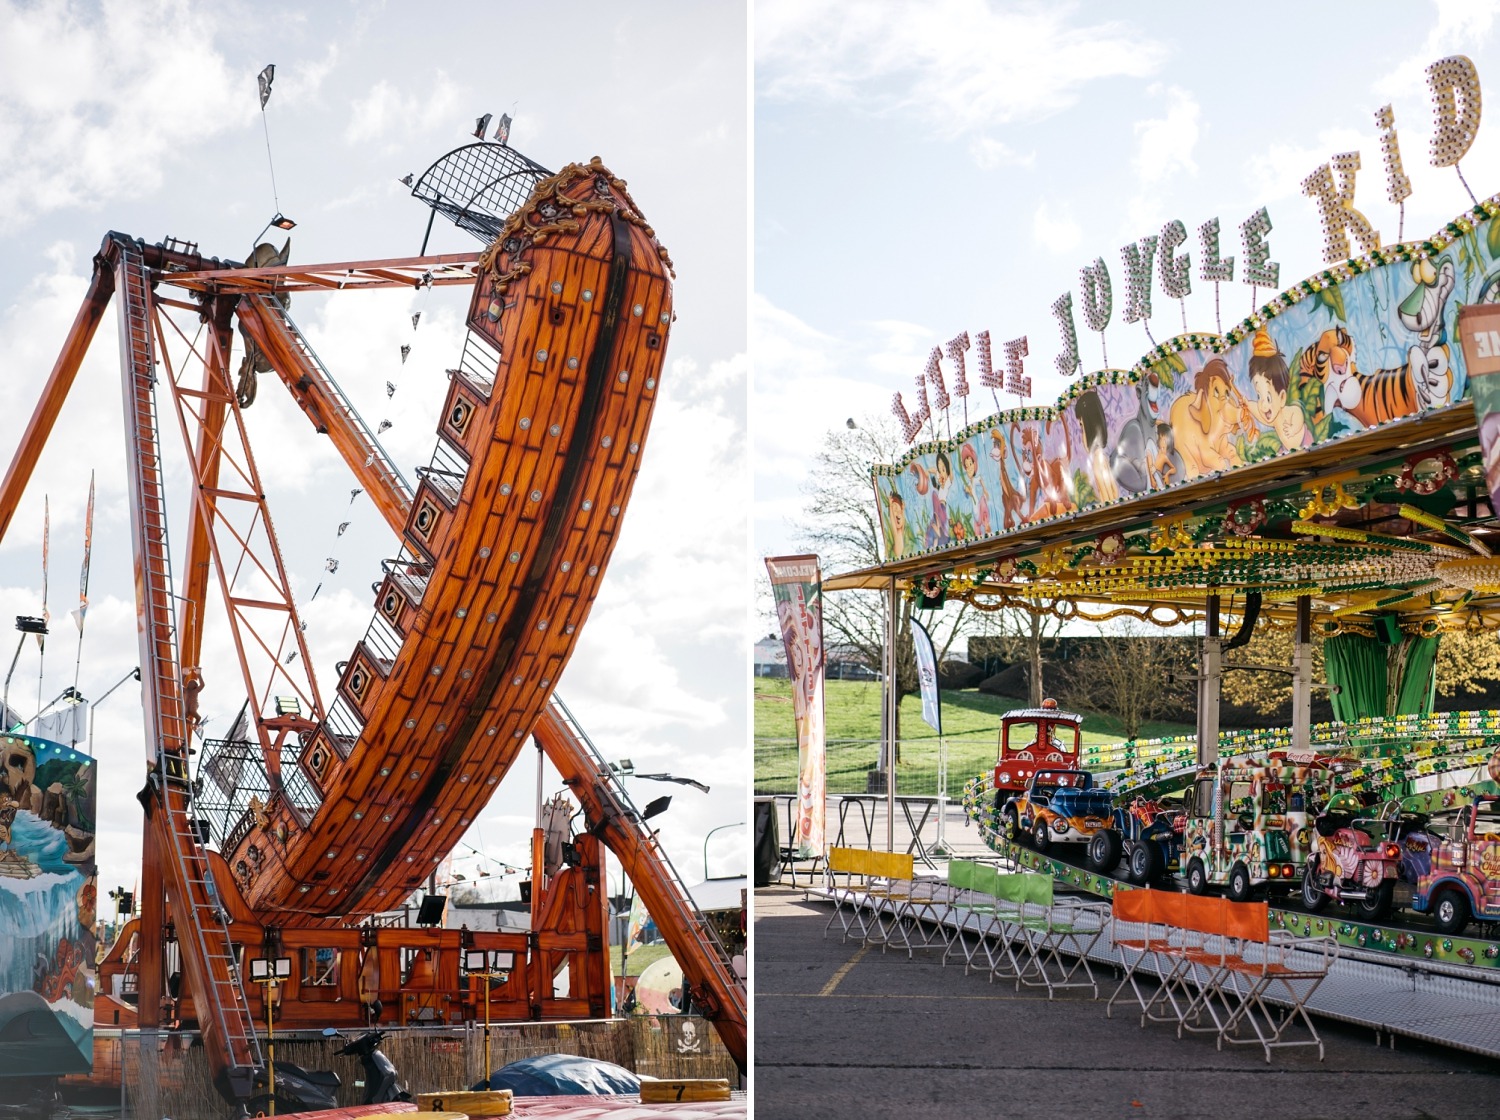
<box><xmin>0</xmin><ymin>142</ymin><xmax>744</xmax><ymax>1104</ymax></box>
<box><xmin>831</xmin><ymin>150</ymin><xmax>1500</xmax><ymax>979</ymax></box>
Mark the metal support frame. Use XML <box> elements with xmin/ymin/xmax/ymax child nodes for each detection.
<box><xmin>885</xmin><ymin>576</ymin><xmax>898</xmax><ymax>851</ymax></box>
<box><xmin>1197</xmin><ymin>594</ymin><xmax>1221</xmax><ymax>766</ymax></box>
<box><xmin>1292</xmin><ymin>595</ymin><xmax>1313</xmax><ymax>752</ymax></box>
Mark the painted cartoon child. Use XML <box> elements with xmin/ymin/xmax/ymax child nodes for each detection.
<box><xmin>1247</xmin><ymin>327</ymin><xmax>1309</xmax><ymax>451</ymax></box>
<box><xmin>923</xmin><ymin>451</ymin><xmax>954</xmax><ymax>549</ymax></box>
<box><xmin>885</xmin><ymin>490</ymin><xmax>912</xmax><ymax>559</ymax></box>
<box><xmin>958</xmin><ymin>442</ymin><xmax>992</xmax><ymax>538</ymax></box>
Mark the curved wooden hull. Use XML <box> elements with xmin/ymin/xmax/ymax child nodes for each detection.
<box><xmin>227</xmin><ymin>160</ymin><xmax>673</xmax><ymax>918</ymax></box>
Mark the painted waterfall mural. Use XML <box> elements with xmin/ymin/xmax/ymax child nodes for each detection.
<box><xmin>0</xmin><ymin>734</ymin><xmax>97</xmax><ymax>1077</ymax></box>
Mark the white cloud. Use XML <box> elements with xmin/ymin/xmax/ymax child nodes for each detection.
<box><xmin>969</xmin><ymin>137</ymin><xmax>1034</xmax><ymax>170</ymax></box>
<box><xmin>1133</xmin><ymin>84</ymin><xmax>1200</xmax><ymax>186</ymax></box>
<box><xmin>1375</xmin><ymin>0</ymin><xmax>1500</xmax><ymax>100</ymax></box>
<box><xmin>1032</xmin><ymin>200</ymin><xmax>1083</xmax><ymax>253</ymax></box>
<box><xmin>0</xmin><ymin>0</ymin><xmax>250</xmax><ymax>233</ymax></box>
<box><xmin>1244</xmin><ymin>128</ymin><xmax>1371</xmax><ymax>204</ymax></box>
<box><xmin>342</xmin><ymin>72</ymin><xmax>461</xmax><ymax>149</ymax></box>
<box><xmin>756</xmin><ymin>0</ymin><xmax>1166</xmax><ymax>138</ymax></box>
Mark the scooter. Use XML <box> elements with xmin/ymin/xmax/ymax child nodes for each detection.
<box><xmin>240</xmin><ymin>1028</ymin><xmax>407</xmax><ymax>1114</ymax></box>
<box><xmin>329</xmin><ymin>1027</ymin><xmax>410</xmax><ymax>1105</ymax></box>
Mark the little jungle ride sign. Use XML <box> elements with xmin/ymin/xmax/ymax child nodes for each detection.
<box><xmin>873</xmin><ymin>55</ymin><xmax>1500</xmax><ymax>565</ymax></box>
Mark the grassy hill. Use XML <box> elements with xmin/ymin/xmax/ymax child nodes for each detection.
<box><xmin>753</xmin><ymin>677</ymin><xmax>1195</xmax><ymax>795</ymax></box>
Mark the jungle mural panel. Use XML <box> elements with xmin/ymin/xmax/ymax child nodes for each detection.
<box><xmin>873</xmin><ymin>204</ymin><xmax>1500</xmax><ymax>562</ymax></box>
<box><xmin>0</xmin><ymin>734</ymin><xmax>97</xmax><ymax>1077</ymax></box>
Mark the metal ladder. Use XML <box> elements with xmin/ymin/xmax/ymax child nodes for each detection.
<box><xmin>115</xmin><ymin>246</ymin><xmax>263</xmax><ymax>1096</ymax></box>
<box><xmin>539</xmin><ymin>695</ymin><xmax>745</xmax><ymax>1018</ymax></box>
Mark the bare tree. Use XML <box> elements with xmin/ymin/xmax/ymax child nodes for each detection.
<box><xmin>1058</xmin><ymin>621</ymin><xmax>1194</xmax><ymax>738</ymax></box>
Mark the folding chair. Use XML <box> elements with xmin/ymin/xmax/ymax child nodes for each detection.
<box><xmin>862</xmin><ymin>850</ymin><xmax>928</xmax><ymax>957</ymax></box>
<box><xmin>941</xmin><ymin>861</ymin><xmax>1009</xmax><ymax>966</ymax></box>
<box><xmin>1208</xmin><ymin>905</ymin><xmax>1337</xmax><ymax>1061</ymax></box>
<box><xmin>822</xmin><ymin>847</ymin><xmax>875</xmax><ymax>944</ymax></box>
<box><xmin>1013</xmin><ymin>873</ymin><xmax>1108</xmax><ymax>999</ymax></box>
<box><xmin>883</xmin><ymin>858</ymin><xmax>949</xmax><ymax>956</ymax></box>
<box><xmin>952</xmin><ymin>866</ymin><xmax>1024</xmax><ymax>980</ymax></box>
<box><xmin>1174</xmin><ymin>896</ymin><xmax>1256</xmax><ymax>1045</ymax></box>
<box><xmin>1105</xmin><ymin>887</ymin><xmax>1167</xmax><ymax>1022</ymax></box>
<box><xmin>1134</xmin><ymin>891</ymin><xmax>1206</xmax><ymax>1030</ymax></box>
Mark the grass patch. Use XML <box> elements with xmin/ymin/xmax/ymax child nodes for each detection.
<box><xmin>610</xmin><ymin>942</ymin><xmax>674</xmax><ymax>978</ymax></box>
<box><xmin>753</xmin><ymin>677</ymin><xmax>1194</xmax><ymax>795</ymax></box>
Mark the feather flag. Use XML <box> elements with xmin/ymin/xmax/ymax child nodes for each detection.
<box><xmin>76</xmin><ymin>472</ymin><xmax>94</xmax><ymax>632</ymax></box>
<box><xmin>258</xmin><ymin>64</ymin><xmax>276</xmax><ymax>110</ymax></box>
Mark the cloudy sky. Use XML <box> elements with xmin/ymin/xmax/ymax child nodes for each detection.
<box><xmin>756</xmin><ymin>0</ymin><xmax>1500</xmax><ymax>563</ymax></box>
<box><xmin>0</xmin><ymin>0</ymin><xmax>747</xmax><ymax>907</ymax></box>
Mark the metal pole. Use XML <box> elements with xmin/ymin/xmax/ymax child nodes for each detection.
<box><xmin>703</xmin><ymin>822</ymin><xmax>745</xmax><ymax>879</ymax></box>
<box><xmin>1292</xmin><ymin>595</ymin><xmax>1312</xmax><ymax>752</ymax></box>
<box><xmin>1198</xmin><ymin>594</ymin><xmax>1222</xmax><ymax>767</ymax></box>
<box><xmin>934</xmin><ymin>732</ymin><xmax>948</xmax><ymax>857</ymax></box>
<box><xmin>482</xmin><ymin>968</ymin><xmax>492</xmax><ymax>1088</ymax></box>
<box><xmin>886</xmin><ymin>577</ymin><xmax>897</xmax><ymax>851</ymax></box>
<box><xmin>267</xmin><ymin>980</ymin><xmax>276</xmax><ymax>1116</ymax></box>
<box><xmin>531</xmin><ymin>737</ymin><xmax>544</xmax><ymax>930</ymax></box>
<box><xmin>2</xmin><ymin>633</ymin><xmax>25</xmax><ymax>727</ymax></box>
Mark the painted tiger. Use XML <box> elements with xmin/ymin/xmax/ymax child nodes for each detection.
<box><xmin>1297</xmin><ymin>325</ymin><xmax>1451</xmax><ymax>428</ymax></box>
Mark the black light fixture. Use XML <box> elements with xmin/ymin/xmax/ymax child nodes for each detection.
<box><xmin>415</xmin><ymin>894</ymin><xmax>447</xmax><ymax>927</ymax></box>
<box><xmin>641</xmin><ymin>795</ymin><xmax>672</xmax><ymax>822</ymax></box>
<box><xmin>15</xmin><ymin>616</ymin><xmax>47</xmax><ymax>635</ymax></box>
<box><xmin>270</xmin><ymin>213</ymin><xmax>297</xmax><ymax>231</ymax></box>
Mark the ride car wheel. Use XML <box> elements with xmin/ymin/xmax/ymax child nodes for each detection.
<box><xmin>1004</xmin><ymin>806</ymin><xmax>1021</xmax><ymax>846</ymax></box>
<box><xmin>1128</xmin><ymin>841</ymin><xmax>1160</xmax><ymax>884</ymax></box>
<box><xmin>1086</xmin><ymin>829</ymin><xmax>1121</xmax><ymax>873</ymax></box>
<box><xmin>1300</xmin><ymin>861</ymin><xmax>1329</xmax><ymax>912</ymax></box>
<box><xmin>1227</xmin><ymin>862</ymin><xmax>1252</xmax><ymax>902</ymax></box>
<box><xmin>1357</xmin><ymin>880</ymin><xmax>1394</xmax><ymax>922</ymax></box>
<box><xmin>1186</xmin><ymin>858</ymin><xmax>1208</xmax><ymax>895</ymax></box>
<box><xmin>1033</xmin><ymin>817</ymin><xmax>1051</xmax><ymax>853</ymax></box>
<box><xmin>1432</xmin><ymin>888</ymin><xmax>1469</xmax><ymax>935</ymax></box>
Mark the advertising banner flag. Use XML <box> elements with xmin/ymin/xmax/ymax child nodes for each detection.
<box><xmin>765</xmin><ymin>555</ymin><xmax>826</xmax><ymax>857</ymax></box>
<box><xmin>909</xmin><ymin>617</ymin><xmax>942</xmax><ymax>734</ymax></box>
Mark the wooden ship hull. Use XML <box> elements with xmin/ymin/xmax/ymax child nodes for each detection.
<box><xmin>220</xmin><ymin>159</ymin><xmax>673</xmax><ymax>921</ymax></box>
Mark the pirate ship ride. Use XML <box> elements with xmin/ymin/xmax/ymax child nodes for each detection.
<box><xmin>0</xmin><ymin>141</ymin><xmax>744</xmax><ymax>1104</ymax></box>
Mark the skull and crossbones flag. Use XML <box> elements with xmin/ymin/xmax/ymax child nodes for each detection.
<box><xmin>473</xmin><ymin>112</ymin><xmax>492</xmax><ymax>140</ymax></box>
<box><xmin>258</xmin><ymin>64</ymin><xmax>275</xmax><ymax>110</ymax></box>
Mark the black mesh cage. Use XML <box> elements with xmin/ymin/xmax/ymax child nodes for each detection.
<box><xmin>410</xmin><ymin>142</ymin><xmax>554</xmax><ymax>244</ymax></box>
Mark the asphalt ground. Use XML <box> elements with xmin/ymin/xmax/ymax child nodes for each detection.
<box><xmin>752</xmin><ymin>884</ymin><xmax>1500</xmax><ymax>1120</ymax></box>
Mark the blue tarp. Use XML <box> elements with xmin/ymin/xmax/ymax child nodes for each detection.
<box><xmin>475</xmin><ymin>1052</ymin><xmax>641</xmax><ymax>1096</ymax></box>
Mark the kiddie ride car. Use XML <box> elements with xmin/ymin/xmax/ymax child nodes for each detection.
<box><xmin>992</xmin><ymin>698</ymin><xmax>1084</xmax><ymax>798</ymax></box>
<box><xmin>1299</xmin><ymin>792</ymin><xmax>1402</xmax><ymax>921</ymax></box>
<box><xmin>1106</xmin><ymin>795</ymin><xmax>1184</xmax><ymax>884</ymax></box>
<box><xmin>1407</xmin><ymin>794</ymin><xmax>1500</xmax><ymax>935</ymax></box>
<box><xmin>1180</xmin><ymin>750</ymin><xmax>1336</xmax><ymax>900</ymax></box>
<box><xmin>1001</xmin><ymin>768</ymin><xmax>1117</xmax><ymax>869</ymax></box>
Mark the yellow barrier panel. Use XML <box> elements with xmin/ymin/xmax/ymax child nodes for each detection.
<box><xmin>641</xmin><ymin>1078</ymin><xmax>733</xmax><ymax>1103</ymax></box>
<box><xmin>417</xmin><ymin>1089</ymin><xmax>514</xmax><ymax>1115</ymax></box>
